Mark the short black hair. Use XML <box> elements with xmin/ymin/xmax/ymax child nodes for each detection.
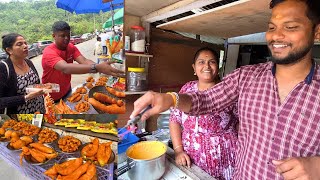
<box><xmin>97</xmin><ymin>36</ymin><xmax>101</xmax><ymax>41</ymax></box>
<box><xmin>52</xmin><ymin>21</ymin><xmax>71</xmax><ymax>33</ymax></box>
<box><xmin>2</xmin><ymin>33</ymin><xmax>23</xmax><ymax>54</ymax></box>
<box><xmin>193</xmin><ymin>47</ymin><xmax>219</xmax><ymax>64</ymax></box>
<box><xmin>270</xmin><ymin>0</ymin><xmax>320</xmax><ymax>28</ymax></box>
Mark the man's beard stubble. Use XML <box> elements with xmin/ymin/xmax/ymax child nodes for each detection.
<box><xmin>268</xmin><ymin>39</ymin><xmax>313</xmax><ymax>65</ymax></box>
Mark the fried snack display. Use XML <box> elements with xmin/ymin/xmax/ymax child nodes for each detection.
<box><xmin>76</xmin><ymin>87</ymin><xmax>87</xmax><ymax>94</ymax></box>
<box><xmin>81</xmin><ymin>138</ymin><xmax>113</xmax><ymax>166</ymax></box>
<box><xmin>88</xmin><ymin>98</ymin><xmax>125</xmax><ymax>114</ymax></box>
<box><xmin>67</xmin><ymin>92</ymin><xmax>82</xmax><ymax>103</ymax></box>
<box><xmin>75</xmin><ymin>101</ymin><xmax>90</xmax><ymax>113</ymax></box>
<box><xmin>12</xmin><ymin>121</ymin><xmax>29</xmax><ymax>131</ymax></box>
<box><xmin>38</xmin><ymin>128</ymin><xmax>58</xmax><ymax>143</ymax></box>
<box><xmin>22</xmin><ymin>124</ymin><xmax>40</xmax><ymax>136</ymax></box>
<box><xmin>83</xmin><ymin>94</ymin><xmax>89</xmax><ymax>101</ymax></box>
<box><xmin>55</xmin><ymin>99</ymin><xmax>78</xmax><ymax>114</ymax></box>
<box><xmin>20</xmin><ymin>143</ymin><xmax>58</xmax><ymax>165</ymax></box>
<box><xmin>85</xmin><ymin>82</ymin><xmax>94</xmax><ymax>89</ymax></box>
<box><xmin>94</xmin><ymin>80</ymin><xmax>106</xmax><ymax>87</ymax></box>
<box><xmin>1</xmin><ymin>119</ymin><xmax>17</xmax><ymax>129</ymax></box>
<box><xmin>44</xmin><ymin>158</ymin><xmax>96</xmax><ymax>180</ymax></box>
<box><xmin>106</xmin><ymin>87</ymin><xmax>125</xmax><ymax>98</ymax></box>
<box><xmin>90</xmin><ymin>122</ymin><xmax>117</xmax><ymax>135</ymax></box>
<box><xmin>58</xmin><ymin>136</ymin><xmax>82</xmax><ymax>153</ymax></box>
<box><xmin>45</xmin><ymin>94</ymin><xmax>56</xmax><ymax>114</ymax></box>
<box><xmin>86</xmin><ymin>76</ymin><xmax>95</xmax><ymax>83</ymax></box>
<box><xmin>93</xmin><ymin>92</ymin><xmax>124</xmax><ymax>106</ymax></box>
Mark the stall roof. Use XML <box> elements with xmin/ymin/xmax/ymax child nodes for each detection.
<box><xmin>125</xmin><ymin>0</ymin><xmax>182</xmax><ymax>17</ymax></box>
<box><xmin>125</xmin><ymin>0</ymin><xmax>271</xmax><ymax>39</ymax></box>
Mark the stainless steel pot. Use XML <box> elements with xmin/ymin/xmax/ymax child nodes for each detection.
<box><xmin>116</xmin><ymin>141</ymin><xmax>167</xmax><ymax>180</ymax></box>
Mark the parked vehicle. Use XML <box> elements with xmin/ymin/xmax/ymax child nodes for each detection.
<box><xmin>81</xmin><ymin>33</ymin><xmax>93</xmax><ymax>41</ymax></box>
<box><xmin>34</xmin><ymin>40</ymin><xmax>53</xmax><ymax>53</ymax></box>
<box><xmin>0</xmin><ymin>49</ymin><xmax>8</xmax><ymax>60</ymax></box>
<box><xmin>70</xmin><ymin>36</ymin><xmax>82</xmax><ymax>45</ymax></box>
<box><xmin>32</xmin><ymin>43</ymin><xmax>42</xmax><ymax>54</ymax></box>
<box><xmin>27</xmin><ymin>45</ymin><xmax>38</xmax><ymax>59</ymax></box>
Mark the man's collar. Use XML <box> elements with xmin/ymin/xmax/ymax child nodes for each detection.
<box><xmin>271</xmin><ymin>60</ymin><xmax>316</xmax><ymax>85</ymax></box>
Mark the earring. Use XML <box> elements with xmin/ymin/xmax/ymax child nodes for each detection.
<box><xmin>194</xmin><ymin>72</ymin><xmax>196</xmax><ymax>75</ymax></box>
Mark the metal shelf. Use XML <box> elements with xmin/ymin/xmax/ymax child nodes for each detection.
<box><xmin>125</xmin><ymin>52</ymin><xmax>153</xmax><ymax>58</ymax></box>
<box><xmin>125</xmin><ymin>91</ymin><xmax>148</xmax><ymax>95</ymax></box>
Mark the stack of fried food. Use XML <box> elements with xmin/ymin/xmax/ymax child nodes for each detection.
<box><xmin>76</xmin><ymin>87</ymin><xmax>87</xmax><ymax>94</ymax></box>
<box><xmin>1</xmin><ymin>119</ymin><xmax>17</xmax><ymax>129</ymax></box>
<box><xmin>67</xmin><ymin>92</ymin><xmax>82</xmax><ymax>103</ymax></box>
<box><xmin>44</xmin><ymin>157</ymin><xmax>96</xmax><ymax>180</ymax></box>
<box><xmin>19</xmin><ymin>143</ymin><xmax>58</xmax><ymax>165</ymax></box>
<box><xmin>85</xmin><ymin>76</ymin><xmax>95</xmax><ymax>89</ymax></box>
<box><xmin>38</xmin><ymin>128</ymin><xmax>58</xmax><ymax>143</ymax></box>
<box><xmin>12</xmin><ymin>121</ymin><xmax>40</xmax><ymax>136</ymax></box>
<box><xmin>75</xmin><ymin>101</ymin><xmax>90</xmax><ymax>113</ymax></box>
<box><xmin>88</xmin><ymin>87</ymin><xmax>125</xmax><ymax>114</ymax></box>
<box><xmin>81</xmin><ymin>138</ymin><xmax>113</xmax><ymax>167</ymax></box>
<box><xmin>44</xmin><ymin>94</ymin><xmax>56</xmax><ymax>114</ymax></box>
<box><xmin>4</xmin><ymin>130</ymin><xmax>33</xmax><ymax>150</ymax></box>
<box><xmin>58</xmin><ymin>135</ymin><xmax>82</xmax><ymax>153</ymax></box>
<box><xmin>55</xmin><ymin>99</ymin><xmax>78</xmax><ymax>114</ymax></box>
<box><xmin>94</xmin><ymin>76</ymin><xmax>108</xmax><ymax>87</ymax></box>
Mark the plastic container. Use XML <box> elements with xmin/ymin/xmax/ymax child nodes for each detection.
<box><xmin>26</xmin><ymin>83</ymin><xmax>60</xmax><ymax>93</ymax></box>
<box><xmin>130</xmin><ymin>26</ymin><xmax>145</xmax><ymax>53</ymax></box>
<box><xmin>118</xmin><ymin>128</ymin><xmax>139</xmax><ymax>154</ymax></box>
<box><xmin>124</xmin><ymin>36</ymin><xmax>130</xmax><ymax>51</ymax></box>
<box><xmin>127</xmin><ymin>67</ymin><xmax>147</xmax><ymax>92</ymax></box>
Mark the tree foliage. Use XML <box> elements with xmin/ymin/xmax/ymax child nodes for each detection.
<box><xmin>0</xmin><ymin>0</ymin><xmax>111</xmax><ymax>47</ymax></box>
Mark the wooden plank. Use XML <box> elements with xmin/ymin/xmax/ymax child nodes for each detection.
<box><xmin>158</xmin><ymin>0</ymin><xmax>271</xmax><ymax>38</ymax></box>
<box><xmin>43</xmin><ymin>122</ymin><xmax>119</xmax><ymax>142</ymax></box>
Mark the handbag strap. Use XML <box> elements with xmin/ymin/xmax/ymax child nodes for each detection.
<box><xmin>0</xmin><ymin>60</ymin><xmax>9</xmax><ymax>80</ymax></box>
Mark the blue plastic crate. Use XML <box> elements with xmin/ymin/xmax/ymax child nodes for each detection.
<box><xmin>118</xmin><ymin>128</ymin><xmax>139</xmax><ymax>154</ymax></box>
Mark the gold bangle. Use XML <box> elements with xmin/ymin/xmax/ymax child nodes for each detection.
<box><xmin>174</xmin><ymin>144</ymin><xmax>183</xmax><ymax>151</ymax></box>
<box><xmin>166</xmin><ymin>92</ymin><xmax>179</xmax><ymax>108</ymax></box>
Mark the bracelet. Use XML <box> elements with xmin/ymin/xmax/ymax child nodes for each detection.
<box><xmin>166</xmin><ymin>92</ymin><xmax>179</xmax><ymax>108</ymax></box>
<box><xmin>173</xmin><ymin>144</ymin><xmax>183</xmax><ymax>151</ymax></box>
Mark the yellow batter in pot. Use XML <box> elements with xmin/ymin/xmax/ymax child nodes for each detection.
<box><xmin>127</xmin><ymin>141</ymin><xmax>167</xmax><ymax>160</ymax></box>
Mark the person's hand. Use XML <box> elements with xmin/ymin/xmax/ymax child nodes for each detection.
<box><xmin>25</xmin><ymin>89</ymin><xmax>44</xmax><ymax>101</ymax></box>
<box><xmin>175</xmin><ymin>150</ymin><xmax>191</xmax><ymax>168</ymax></box>
<box><xmin>130</xmin><ymin>91</ymin><xmax>174</xmax><ymax>121</ymax></box>
<box><xmin>96</xmin><ymin>61</ymin><xmax>124</xmax><ymax>77</ymax></box>
<box><xmin>273</xmin><ymin>156</ymin><xmax>320</xmax><ymax>180</ymax></box>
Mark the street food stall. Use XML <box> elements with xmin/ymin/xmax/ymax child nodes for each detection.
<box><xmin>0</xmin><ymin>114</ymin><xmax>118</xmax><ymax>180</ymax></box>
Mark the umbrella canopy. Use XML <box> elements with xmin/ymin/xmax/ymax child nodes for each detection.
<box><xmin>55</xmin><ymin>0</ymin><xmax>123</xmax><ymax>14</ymax></box>
<box><xmin>103</xmin><ymin>8</ymin><xmax>123</xmax><ymax>28</ymax></box>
